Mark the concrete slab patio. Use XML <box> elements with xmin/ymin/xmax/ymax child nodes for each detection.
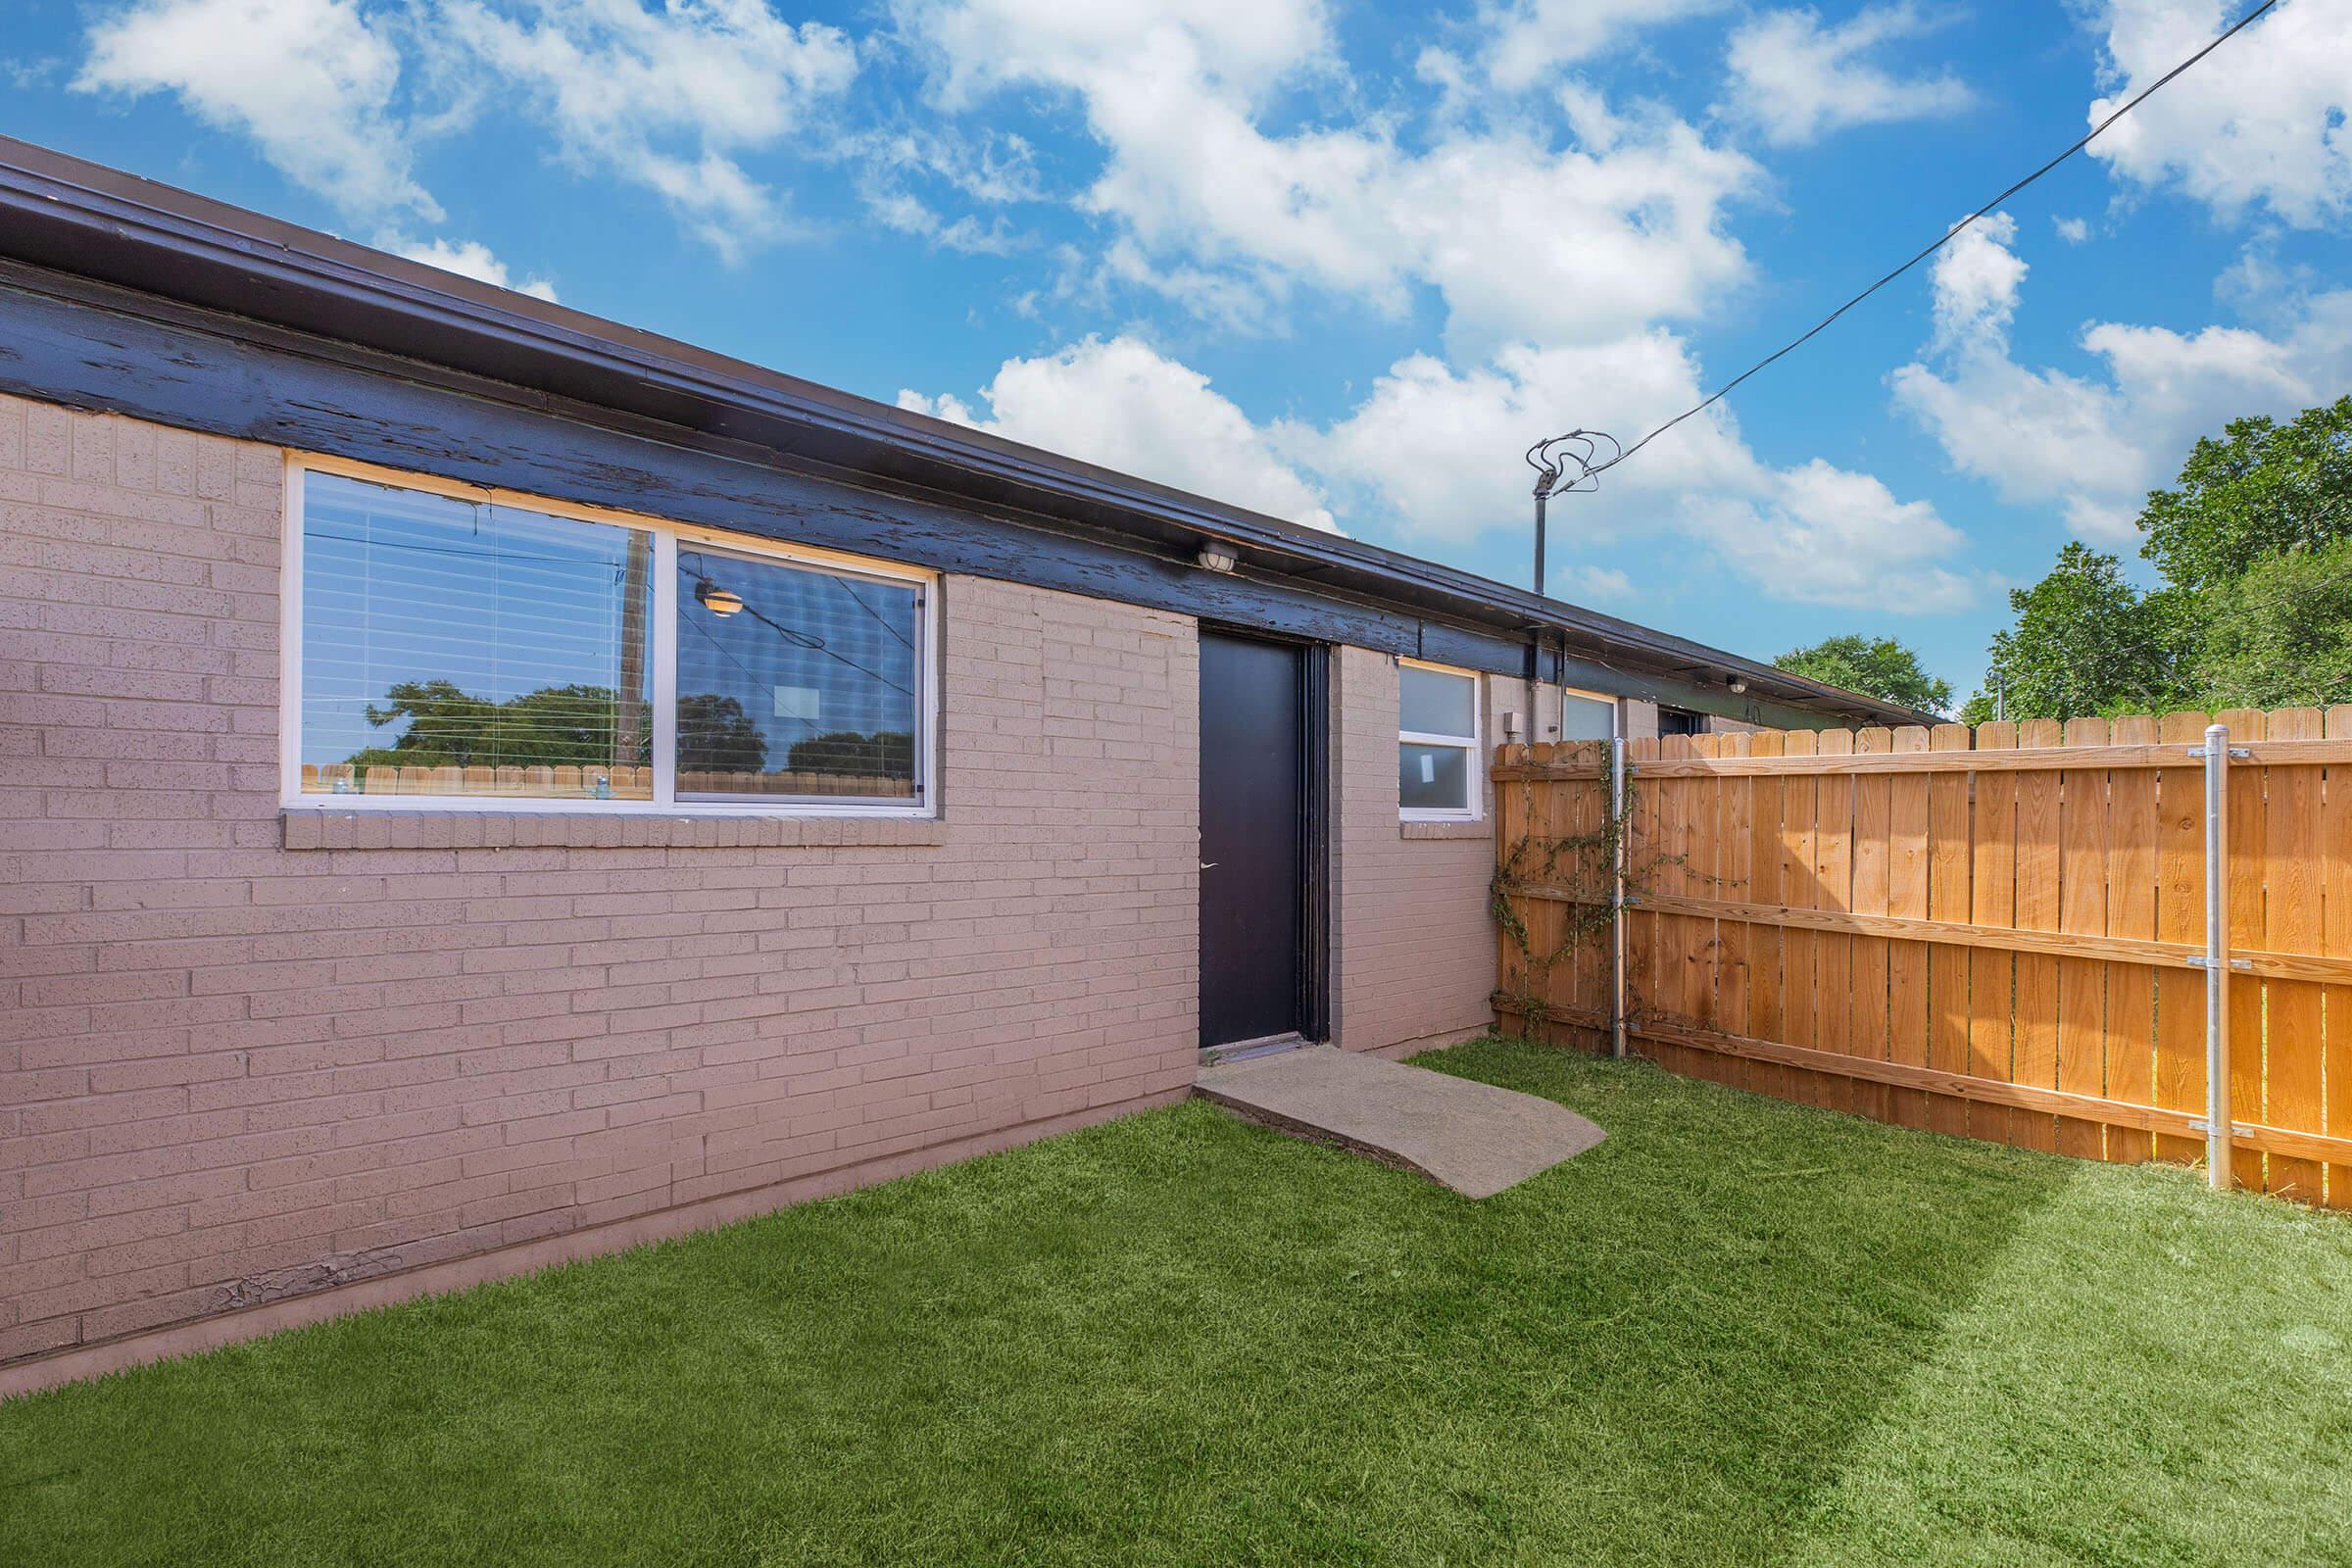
<box><xmin>1194</xmin><ymin>1047</ymin><xmax>1606</xmax><ymax>1198</ymax></box>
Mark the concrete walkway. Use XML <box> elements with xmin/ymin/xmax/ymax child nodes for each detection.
<box><xmin>1195</xmin><ymin>1047</ymin><xmax>1605</xmax><ymax>1199</ymax></box>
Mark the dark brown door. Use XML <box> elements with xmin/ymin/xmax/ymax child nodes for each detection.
<box><xmin>1199</xmin><ymin>631</ymin><xmax>1312</xmax><ymax>1049</ymax></box>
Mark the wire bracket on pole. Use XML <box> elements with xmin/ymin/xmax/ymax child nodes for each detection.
<box><xmin>2184</xmin><ymin>956</ymin><xmax>2254</xmax><ymax>971</ymax></box>
<box><xmin>2185</xmin><ymin>745</ymin><xmax>2252</xmax><ymax>760</ymax></box>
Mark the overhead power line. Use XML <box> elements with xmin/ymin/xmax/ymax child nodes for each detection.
<box><xmin>1577</xmin><ymin>0</ymin><xmax>2282</xmax><ymax>483</ymax></box>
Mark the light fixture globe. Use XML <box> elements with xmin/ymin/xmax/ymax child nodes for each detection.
<box><xmin>695</xmin><ymin>578</ymin><xmax>744</xmax><ymax>616</ymax></box>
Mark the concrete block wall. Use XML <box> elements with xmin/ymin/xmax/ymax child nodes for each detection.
<box><xmin>1329</xmin><ymin>646</ymin><xmax>1526</xmax><ymax>1057</ymax></box>
<box><xmin>0</xmin><ymin>395</ymin><xmax>1200</xmax><ymax>1370</ymax></box>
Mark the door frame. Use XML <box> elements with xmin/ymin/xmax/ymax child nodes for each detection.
<box><xmin>1200</xmin><ymin>623</ymin><xmax>1331</xmax><ymax>1044</ymax></box>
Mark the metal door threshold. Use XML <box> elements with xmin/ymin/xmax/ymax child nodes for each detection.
<box><xmin>1200</xmin><ymin>1032</ymin><xmax>1312</xmax><ymax>1067</ymax></box>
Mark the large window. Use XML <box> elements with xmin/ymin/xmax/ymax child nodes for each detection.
<box><xmin>1398</xmin><ymin>659</ymin><xmax>1480</xmax><ymax>820</ymax></box>
<box><xmin>287</xmin><ymin>464</ymin><xmax>933</xmax><ymax>813</ymax></box>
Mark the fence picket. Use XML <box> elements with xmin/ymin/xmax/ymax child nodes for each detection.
<box><xmin>1886</xmin><ymin>725</ymin><xmax>1933</xmax><ymax>1130</ymax></box>
<box><xmin>1747</xmin><ymin>730</ymin><xmax>1788</xmax><ymax>1102</ymax></box>
<box><xmin>1814</xmin><ymin>729</ymin><xmax>1856</xmax><ymax>1115</ymax></box>
<box><xmin>1926</xmin><ymin>723</ymin><xmax>1973</xmax><ymax>1139</ymax></box>
<box><xmin>2012</xmin><ymin>719</ymin><xmax>2064</xmax><ymax>1152</ymax></box>
<box><xmin>2105</xmin><ymin>714</ymin><xmax>2159</xmax><ymax>1163</ymax></box>
<box><xmin>1968</xmin><ymin>723</ymin><xmax>2021</xmax><ymax>1146</ymax></box>
<box><xmin>2325</xmin><ymin>706</ymin><xmax>2352</xmax><ymax>1209</ymax></box>
<box><xmin>2153</xmin><ymin>711</ymin><xmax>2210</xmax><ymax>1165</ymax></box>
<box><xmin>1780</xmin><ymin>729</ymin><xmax>1826</xmax><ymax>1106</ymax></box>
<box><xmin>1716</xmin><ymin>734</ymin><xmax>1753</xmax><ymax>1093</ymax></box>
<box><xmin>2220</xmin><ymin>709</ymin><xmax>2268</xmax><ymax>1191</ymax></box>
<box><xmin>2263</xmin><ymin>709</ymin><xmax>2325</xmax><ymax>1200</ymax></box>
<box><xmin>2057</xmin><ymin>717</ymin><xmax>2111</xmax><ymax>1160</ymax></box>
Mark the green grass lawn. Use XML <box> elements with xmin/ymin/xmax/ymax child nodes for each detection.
<box><xmin>4</xmin><ymin>1038</ymin><xmax>2350</xmax><ymax>1567</ymax></box>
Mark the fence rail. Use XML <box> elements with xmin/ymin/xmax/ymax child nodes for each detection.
<box><xmin>1493</xmin><ymin>708</ymin><xmax>2352</xmax><ymax>1207</ymax></box>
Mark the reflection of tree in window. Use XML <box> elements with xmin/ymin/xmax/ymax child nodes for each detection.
<box><xmin>675</xmin><ymin>694</ymin><xmax>767</xmax><ymax>772</ymax></box>
<box><xmin>347</xmin><ymin>679</ymin><xmax>650</xmax><ymax>771</ymax></box>
<box><xmin>787</xmin><ymin>730</ymin><xmax>912</xmax><ymax>778</ymax></box>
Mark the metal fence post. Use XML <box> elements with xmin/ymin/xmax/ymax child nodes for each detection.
<box><xmin>1610</xmin><ymin>729</ymin><xmax>1629</xmax><ymax>1060</ymax></box>
<box><xmin>2202</xmin><ymin>722</ymin><xmax>2232</xmax><ymax>1192</ymax></box>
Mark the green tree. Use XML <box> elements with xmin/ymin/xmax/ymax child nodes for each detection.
<box><xmin>1773</xmin><ymin>634</ymin><xmax>1953</xmax><ymax>715</ymax></box>
<box><xmin>2187</xmin><ymin>538</ymin><xmax>2352</xmax><ymax>710</ymax></box>
<box><xmin>2138</xmin><ymin>395</ymin><xmax>2352</xmax><ymax>595</ymax></box>
<box><xmin>786</xmin><ymin>730</ymin><xmax>913</xmax><ymax>779</ymax></box>
<box><xmin>676</xmin><ymin>693</ymin><xmax>768</xmax><ymax>772</ymax></box>
<box><xmin>1971</xmin><ymin>544</ymin><xmax>2186</xmax><ymax>722</ymax></box>
<box><xmin>348</xmin><ymin>680</ymin><xmax>648</xmax><ymax>771</ymax></box>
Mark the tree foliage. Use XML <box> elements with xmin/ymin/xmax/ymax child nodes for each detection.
<box><xmin>1774</xmin><ymin>634</ymin><xmax>1953</xmax><ymax>715</ymax></box>
<box><xmin>348</xmin><ymin>680</ymin><xmax>649</xmax><ymax>772</ymax></box>
<box><xmin>1969</xmin><ymin>396</ymin><xmax>2352</xmax><ymax>721</ymax></box>
<box><xmin>2186</xmin><ymin>539</ymin><xmax>2352</xmax><ymax>710</ymax></box>
<box><xmin>676</xmin><ymin>694</ymin><xmax>768</xmax><ymax>772</ymax></box>
<box><xmin>2137</xmin><ymin>396</ymin><xmax>2352</xmax><ymax>595</ymax></box>
<box><xmin>786</xmin><ymin>730</ymin><xmax>913</xmax><ymax>779</ymax></box>
<box><xmin>1974</xmin><ymin>545</ymin><xmax>2187</xmax><ymax>722</ymax></box>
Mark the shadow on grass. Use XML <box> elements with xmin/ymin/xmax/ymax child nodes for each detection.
<box><xmin>5</xmin><ymin>1038</ymin><xmax>2334</xmax><ymax>1567</ymax></box>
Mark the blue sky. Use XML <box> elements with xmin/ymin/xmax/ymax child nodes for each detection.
<box><xmin>6</xmin><ymin>0</ymin><xmax>2349</xmax><ymax>705</ymax></box>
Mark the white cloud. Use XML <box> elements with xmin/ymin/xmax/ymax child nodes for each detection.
<box><xmin>898</xmin><ymin>0</ymin><xmax>1333</xmax><ymax>111</ymax></box>
<box><xmin>2053</xmin><ymin>215</ymin><xmax>2090</xmax><ymax>244</ymax></box>
<box><xmin>77</xmin><ymin>0</ymin><xmax>439</xmax><ymax>221</ymax></box>
<box><xmin>1476</xmin><ymin>0</ymin><xmax>1730</xmax><ymax>93</ymax></box>
<box><xmin>1561</xmin><ymin>564</ymin><xmax>1635</xmax><ymax>602</ymax></box>
<box><xmin>2084</xmin><ymin>0</ymin><xmax>2352</xmax><ymax>227</ymax></box>
<box><xmin>1684</xmin><ymin>461</ymin><xmax>1977</xmax><ymax>610</ymax></box>
<box><xmin>906</xmin><ymin>332</ymin><xmax>1980</xmax><ymax>610</ymax></box>
<box><xmin>1273</xmin><ymin>335</ymin><xmax>1756</xmax><ymax>550</ymax></box>
<box><xmin>1892</xmin><ymin>210</ymin><xmax>2352</xmax><ymax>541</ymax></box>
<box><xmin>897</xmin><ymin>336</ymin><xmax>1338</xmax><ymax>531</ymax></box>
<box><xmin>850</xmin><ymin>124</ymin><xmax>1040</xmax><ymax>254</ymax></box>
<box><xmin>392</xmin><ymin>237</ymin><xmax>559</xmax><ymax>300</ymax></box>
<box><xmin>1925</xmin><ymin>213</ymin><xmax>2028</xmax><ymax>355</ymax></box>
<box><xmin>1724</xmin><ymin>4</ymin><xmax>1973</xmax><ymax>146</ymax></box>
<box><xmin>439</xmin><ymin>0</ymin><xmax>858</xmax><ymax>260</ymax></box>
<box><xmin>1277</xmin><ymin>333</ymin><xmax>1978</xmax><ymax>609</ymax></box>
<box><xmin>894</xmin><ymin>0</ymin><xmax>1759</xmax><ymax>353</ymax></box>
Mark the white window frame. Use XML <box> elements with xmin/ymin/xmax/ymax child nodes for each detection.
<box><xmin>1397</xmin><ymin>658</ymin><xmax>1483</xmax><ymax>822</ymax></box>
<box><xmin>279</xmin><ymin>454</ymin><xmax>940</xmax><ymax>818</ymax></box>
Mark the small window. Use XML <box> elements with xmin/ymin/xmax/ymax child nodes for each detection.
<box><xmin>289</xmin><ymin>465</ymin><xmax>933</xmax><ymax>814</ymax></box>
<box><xmin>1559</xmin><ymin>690</ymin><xmax>1616</xmax><ymax>741</ymax></box>
<box><xmin>1398</xmin><ymin>660</ymin><xmax>1480</xmax><ymax>819</ymax></box>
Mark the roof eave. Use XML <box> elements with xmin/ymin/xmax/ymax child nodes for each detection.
<box><xmin>0</xmin><ymin>135</ymin><xmax>1930</xmax><ymax>728</ymax></box>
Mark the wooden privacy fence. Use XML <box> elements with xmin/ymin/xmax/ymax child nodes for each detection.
<box><xmin>1493</xmin><ymin>710</ymin><xmax>2352</xmax><ymax>1208</ymax></box>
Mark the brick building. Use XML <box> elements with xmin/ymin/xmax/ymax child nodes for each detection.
<box><xmin>0</xmin><ymin>139</ymin><xmax>1918</xmax><ymax>1392</ymax></box>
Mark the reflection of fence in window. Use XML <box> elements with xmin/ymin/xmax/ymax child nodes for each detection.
<box><xmin>301</xmin><ymin>763</ymin><xmax>914</xmax><ymax>800</ymax></box>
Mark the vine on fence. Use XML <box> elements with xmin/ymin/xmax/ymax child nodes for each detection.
<box><xmin>1488</xmin><ymin>743</ymin><xmax>1675</xmax><ymax>1040</ymax></box>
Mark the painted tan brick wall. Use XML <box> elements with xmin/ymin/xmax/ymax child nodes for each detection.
<box><xmin>1329</xmin><ymin>646</ymin><xmax>1523</xmax><ymax>1057</ymax></box>
<box><xmin>0</xmin><ymin>395</ymin><xmax>1200</xmax><ymax>1365</ymax></box>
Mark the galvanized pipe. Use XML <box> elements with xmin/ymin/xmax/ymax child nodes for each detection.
<box><xmin>2204</xmin><ymin>722</ymin><xmax>2231</xmax><ymax>1192</ymax></box>
<box><xmin>1610</xmin><ymin>726</ymin><xmax>1629</xmax><ymax>1060</ymax></box>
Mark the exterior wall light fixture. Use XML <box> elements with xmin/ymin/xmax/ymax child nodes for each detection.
<box><xmin>1195</xmin><ymin>541</ymin><xmax>1239</xmax><ymax>573</ymax></box>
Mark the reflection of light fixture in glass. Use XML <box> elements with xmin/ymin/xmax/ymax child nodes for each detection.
<box><xmin>695</xmin><ymin>578</ymin><xmax>744</xmax><ymax>616</ymax></box>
